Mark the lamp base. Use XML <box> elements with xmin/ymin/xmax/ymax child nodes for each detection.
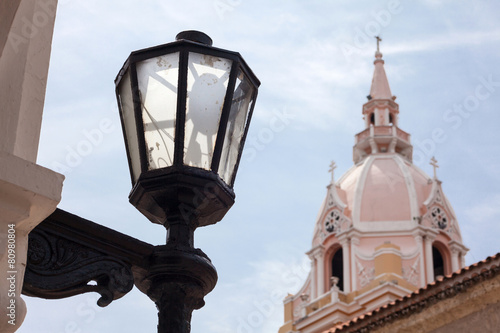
<box><xmin>129</xmin><ymin>167</ymin><xmax>235</xmax><ymax>228</ymax></box>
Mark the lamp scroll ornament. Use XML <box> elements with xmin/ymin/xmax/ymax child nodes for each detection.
<box><xmin>24</xmin><ymin>227</ymin><xmax>134</xmax><ymax>307</ymax></box>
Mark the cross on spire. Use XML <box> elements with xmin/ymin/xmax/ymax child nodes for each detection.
<box><xmin>430</xmin><ymin>156</ymin><xmax>439</xmax><ymax>179</ymax></box>
<box><xmin>329</xmin><ymin>161</ymin><xmax>337</xmax><ymax>184</ymax></box>
<box><xmin>375</xmin><ymin>36</ymin><xmax>382</xmax><ymax>53</ymax></box>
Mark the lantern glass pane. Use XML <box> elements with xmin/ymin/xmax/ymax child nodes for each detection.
<box><xmin>219</xmin><ymin>69</ymin><xmax>255</xmax><ymax>184</ymax></box>
<box><xmin>118</xmin><ymin>70</ymin><xmax>142</xmax><ymax>182</ymax></box>
<box><xmin>185</xmin><ymin>52</ymin><xmax>232</xmax><ymax>169</ymax></box>
<box><xmin>137</xmin><ymin>52</ymin><xmax>179</xmax><ymax>170</ymax></box>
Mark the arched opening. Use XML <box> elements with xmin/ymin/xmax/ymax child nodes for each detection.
<box><xmin>331</xmin><ymin>248</ymin><xmax>344</xmax><ymax>291</ymax></box>
<box><xmin>432</xmin><ymin>246</ymin><xmax>444</xmax><ymax>279</ymax></box>
<box><xmin>370</xmin><ymin>113</ymin><xmax>375</xmax><ymax>125</ymax></box>
<box><xmin>389</xmin><ymin>113</ymin><xmax>393</xmax><ymax>125</ymax></box>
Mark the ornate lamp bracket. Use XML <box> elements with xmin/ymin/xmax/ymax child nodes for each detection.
<box><xmin>22</xmin><ymin>209</ymin><xmax>154</xmax><ymax>307</ymax></box>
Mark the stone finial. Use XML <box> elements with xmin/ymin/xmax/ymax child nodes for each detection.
<box><xmin>331</xmin><ymin>276</ymin><xmax>340</xmax><ymax>288</ymax></box>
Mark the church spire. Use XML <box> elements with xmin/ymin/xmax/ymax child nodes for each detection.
<box><xmin>353</xmin><ymin>38</ymin><xmax>413</xmax><ymax>163</ymax></box>
<box><xmin>368</xmin><ymin>36</ymin><xmax>392</xmax><ymax>100</ymax></box>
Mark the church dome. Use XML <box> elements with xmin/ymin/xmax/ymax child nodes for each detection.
<box><xmin>336</xmin><ymin>154</ymin><xmax>433</xmax><ymax>224</ymax></box>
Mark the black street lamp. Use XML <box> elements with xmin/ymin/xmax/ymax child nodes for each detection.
<box><xmin>115</xmin><ymin>30</ymin><xmax>259</xmax><ymax>228</ymax></box>
<box><xmin>22</xmin><ymin>31</ymin><xmax>259</xmax><ymax>333</ymax></box>
<box><xmin>115</xmin><ymin>30</ymin><xmax>259</xmax><ymax>331</ymax></box>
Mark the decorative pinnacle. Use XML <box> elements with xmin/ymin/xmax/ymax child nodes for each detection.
<box><xmin>375</xmin><ymin>36</ymin><xmax>382</xmax><ymax>52</ymax></box>
<box><xmin>375</xmin><ymin>36</ymin><xmax>383</xmax><ymax>59</ymax></box>
<box><xmin>329</xmin><ymin>161</ymin><xmax>337</xmax><ymax>184</ymax></box>
<box><xmin>430</xmin><ymin>156</ymin><xmax>439</xmax><ymax>179</ymax></box>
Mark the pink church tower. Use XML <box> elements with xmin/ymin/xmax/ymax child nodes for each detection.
<box><xmin>278</xmin><ymin>39</ymin><xmax>469</xmax><ymax>333</ymax></box>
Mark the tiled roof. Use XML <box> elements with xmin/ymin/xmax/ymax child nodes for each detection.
<box><xmin>323</xmin><ymin>253</ymin><xmax>500</xmax><ymax>333</ymax></box>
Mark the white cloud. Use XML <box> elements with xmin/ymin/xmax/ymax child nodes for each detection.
<box><xmin>465</xmin><ymin>195</ymin><xmax>500</xmax><ymax>222</ymax></box>
<box><xmin>197</xmin><ymin>257</ymin><xmax>310</xmax><ymax>333</ymax></box>
<box><xmin>462</xmin><ymin>194</ymin><xmax>500</xmax><ymax>264</ymax></box>
<box><xmin>387</xmin><ymin>30</ymin><xmax>500</xmax><ymax>55</ymax></box>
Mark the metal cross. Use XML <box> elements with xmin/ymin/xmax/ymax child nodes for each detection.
<box><xmin>430</xmin><ymin>156</ymin><xmax>439</xmax><ymax>179</ymax></box>
<box><xmin>375</xmin><ymin>36</ymin><xmax>382</xmax><ymax>52</ymax></box>
<box><xmin>329</xmin><ymin>161</ymin><xmax>337</xmax><ymax>183</ymax></box>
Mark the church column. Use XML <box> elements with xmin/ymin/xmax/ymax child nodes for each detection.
<box><xmin>350</xmin><ymin>236</ymin><xmax>359</xmax><ymax>291</ymax></box>
<box><xmin>424</xmin><ymin>234</ymin><xmax>436</xmax><ymax>283</ymax></box>
<box><xmin>307</xmin><ymin>245</ymin><xmax>324</xmax><ymax>299</ymax></box>
<box><xmin>449</xmin><ymin>242</ymin><xmax>464</xmax><ymax>273</ymax></box>
<box><xmin>309</xmin><ymin>258</ymin><xmax>317</xmax><ymax>299</ymax></box>
<box><xmin>339</xmin><ymin>237</ymin><xmax>350</xmax><ymax>293</ymax></box>
<box><xmin>450</xmin><ymin>249</ymin><xmax>459</xmax><ymax>273</ymax></box>
<box><xmin>449</xmin><ymin>241</ymin><xmax>468</xmax><ymax>272</ymax></box>
<box><xmin>315</xmin><ymin>248</ymin><xmax>325</xmax><ymax>296</ymax></box>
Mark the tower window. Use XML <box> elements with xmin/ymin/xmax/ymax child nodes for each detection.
<box><xmin>389</xmin><ymin>113</ymin><xmax>393</xmax><ymax>125</ymax></box>
<box><xmin>370</xmin><ymin>113</ymin><xmax>375</xmax><ymax>125</ymax></box>
<box><xmin>432</xmin><ymin>246</ymin><xmax>444</xmax><ymax>279</ymax></box>
<box><xmin>331</xmin><ymin>249</ymin><xmax>344</xmax><ymax>291</ymax></box>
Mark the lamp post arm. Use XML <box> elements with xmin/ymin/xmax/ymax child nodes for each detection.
<box><xmin>22</xmin><ymin>208</ymin><xmax>154</xmax><ymax>306</ymax></box>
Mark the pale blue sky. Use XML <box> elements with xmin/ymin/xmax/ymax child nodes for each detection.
<box><xmin>19</xmin><ymin>1</ymin><xmax>500</xmax><ymax>332</ymax></box>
